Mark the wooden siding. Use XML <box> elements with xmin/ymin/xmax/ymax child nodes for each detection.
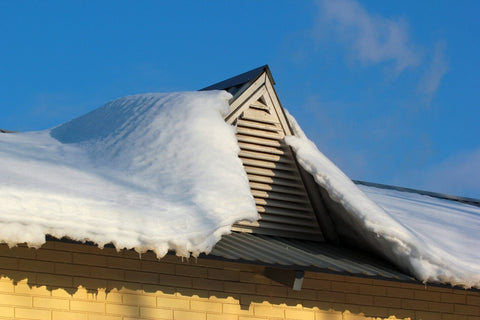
<box><xmin>231</xmin><ymin>99</ymin><xmax>324</xmax><ymax>241</ymax></box>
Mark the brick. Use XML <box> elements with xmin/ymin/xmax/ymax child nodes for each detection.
<box><xmin>107</xmin><ymin>256</ymin><xmax>141</xmax><ymax>270</ymax></box>
<box><xmin>442</xmin><ymin>314</ymin><xmax>469</xmax><ymax>320</ymax></box>
<box><xmin>385</xmin><ymin>286</ymin><xmax>414</xmax><ymax>299</ymax></box>
<box><xmin>429</xmin><ymin>301</ymin><xmax>455</xmax><ymax>313</ymax></box>
<box><xmin>106</xmin><ymin>303</ymin><xmax>139</xmax><ymax>317</ymax></box>
<box><xmin>442</xmin><ymin>292</ymin><xmax>467</xmax><ymax>304</ymax></box>
<box><xmin>224</xmin><ymin>281</ymin><xmax>255</xmax><ymax>294</ymax></box>
<box><xmin>302</xmin><ymin>278</ymin><xmax>330</xmax><ymax>291</ymax></box>
<box><xmin>3</xmin><ymin>270</ymin><xmax>37</xmax><ymax>284</ymax></box>
<box><xmin>176</xmin><ymin>288</ymin><xmax>209</xmax><ymax>299</ymax></box>
<box><xmin>285</xmin><ymin>308</ymin><xmax>314</xmax><ymax>320</ymax></box>
<box><xmin>52</xmin><ymin>311</ymin><xmax>87</xmax><ymax>320</ymax></box>
<box><xmin>73</xmin><ymin>277</ymin><xmax>108</xmax><ymax>290</ymax></box>
<box><xmin>95</xmin><ymin>291</ymin><xmax>122</xmax><ymax>303</ymax></box>
<box><xmin>373</xmin><ymin>296</ymin><xmax>402</xmax><ymax>308</ymax></box>
<box><xmin>126</xmin><ymin>271</ymin><xmax>159</xmax><ymax>284</ymax></box>
<box><xmin>19</xmin><ymin>258</ymin><xmax>55</xmax><ymax>273</ymax></box>
<box><xmin>0</xmin><ymin>306</ymin><xmax>14</xmax><ymax>318</ymax></box>
<box><xmin>192</xmin><ymin>278</ymin><xmax>223</xmax><ymax>291</ymax></box>
<box><xmin>159</xmin><ymin>274</ymin><xmax>191</xmax><ymax>288</ymax></box>
<box><xmin>122</xmin><ymin>293</ymin><xmax>156</xmax><ymax>306</ymax></box>
<box><xmin>239</xmin><ymin>272</ymin><xmax>270</xmax><ymax>285</ymax></box>
<box><xmin>415</xmin><ymin>310</ymin><xmax>442</xmax><ymax>320</ymax></box>
<box><xmin>140</xmin><ymin>307</ymin><xmax>173</xmax><ymax>319</ymax></box>
<box><xmin>55</xmin><ymin>263</ymin><xmax>90</xmax><ymax>277</ymax></box>
<box><xmin>37</xmin><ymin>273</ymin><xmax>73</xmax><ymax>288</ymax></box>
<box><xmin>157</xmin><ymin>296</ymin><xmax>190</xmax><ymax>309</ymax></box>
<box><xmin>91</xmin><ymin>266</ymin><xmax>124</xmax><ymax>281</ymax></box>
<box><xmin>401</xmin><ymin>298</ymin><xmax>428</xmax><ymax>311</ymax></box>
<box><xmin>2</xmin><ymin>245</ymin><xmax>36</xmax><ymax>259</ymax></box>
<box><xmin>287</xmin><ymin>288</ymin><xmax>317</xmax><ymax>300</ymax></box>
<box><xmin>173</xmin><ymin>310</ymin><xmax>206</xmax><ymax>320</ymax></box>
<box><xmin>467</xmin><ymin>295</ymin><xmax>480</xmax><ymax>306</ymax></box>
<box><xmin>34</xmin><ymin>297</ymin><xmax>69</xmax><ymax>310</ymax></box>
<box><xmin>207</xmin><ymin>268</ymin><xmax>239</xmax><ymax>281</ymax></box>
<box><xmin>0</xmin><ymin>293</ymin><xmax>32</xmax><ymax>306</ymax></box>
<box><xmin>255</xmin><ymin>284</ymin><xmax>287</xmax><ymax>297</ymax></box>
<box><xmin>15</xmin><ymin>307</ymin><xmax>51</xmax><ymax>320</ymax></box>
<box><xmin>141</xmin><ymin>260</ymin><xmax>175</xmax><ymax>274</ymax></box>
<box><xmin>37</xmin><ymin>249</ymin><xmax>72</xmax><ymax>263</ymax></box>
<box><xmin>15</xmin><ymin>282</ymin><xmax>51</xmax><ymax>296</ymax></box>
<box><xmin>415</xmin><ymin>289</ymin><xmax>442</xmax><ymax>301</ymax></box>
<box><xmin>317</xmin><ymin>290</ymin><xmax>345</xmax><ymax>303</ymax></box>
<box><xmin>455</xmin><ymin>304</ymin><xmax>480</xmax><ymax>315</ymax></box>
<box><xmin>253</xmin><ymin>305</ymin><xmax>284</xmax><ymax>318</ymax></box>
<box><xmin>314</xmin><ymin>310</ymin><xmax>342</xmax><ymax>320</ymax></box>
<box><xmin>87</xmin><ymin>315</ymin><xmax>122</xmax><ymax>320</ymax></box>
<box><xmin>357</xmin><ymin>284</ymin><xmax>386</xmax><ymax>296</ymax></box>
<box><xmin>176</xmin><ymin>265</ymin><xmax>207</xmax><ymax>278</ymax></box>
<box><xmin>0</xmin><ymin>280</ymin><xmax>14</xmax><ymax>293</ymax></box>
<box><xmin>223</xmin><ymin>303</ymin><xmax>254</xmax><ymax>316</ymax></box>
<box><xmin>346</xmin><ymin>293</ymin><xmax>373</xmax><ymax>305</ymax></box>
<box><xmin>238</xmin><ymin>317</ymin><xmax>268</xmax><ymax>320</ymax></box>
<box><xmin>190</xmin><ymin>300</ymin><xmax>222</xmax><ymax>313</ymax></box>
<box><xmin>73</xmin><ymin>253</ymin><xmax>107</xmax><ymax>266</ymax></box>
<box><xmin>330</xmin><ymin>281</ymin><xmax>359</xmax><ymax>293</ymax></box>
<box><xmin>359</xmin><ymin>306</ymin><xmax>390</xmax><ymax>318</ymax></box>
<box><xmin>386</xmin><ymin>307</ymin><xmax>415</xmax><ymax>319</ymax></box>
<box><xmin>71</xmin><ymin>300</ymin><xmax>105</xmax><ymax>313</ymax></box>
<box><xmin>0</xmin><ymin>256</ymin><xmax>18</xmax><ymax>269</ymax></box>
<box><xmin>207</xmin><ymin>313</ymin><xmax>238</xmax><ymax>320</ymax></box>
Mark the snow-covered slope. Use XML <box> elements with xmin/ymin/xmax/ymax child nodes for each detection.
<box><xmin>1</xmin><ymin>89</ymin><xmax>479</xmax><ymax>288</ymax></box>
<box><xmin>284</xmin><ymin>111</ymin><xmax>480</xmax><ymax>288</ymax></box>
<box><xmin>0</xmin><ymin>91</ymin><xmax>257</xmax><ymax>258</ymax></box>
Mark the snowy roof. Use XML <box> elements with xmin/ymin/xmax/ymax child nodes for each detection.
<box><xmin>0</xmin><ymin>67</ymin><xmax>479</xmax><ymax>289</ymax></box>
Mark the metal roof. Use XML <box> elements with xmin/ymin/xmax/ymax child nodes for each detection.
<box><xmin>354</xmin><ymin>180</ymin><xmax>480</xmax><ymax>208</ymax></box>
<box><xmin>203</xmin><ymin>232</ymin><xmax>414</xmax><ymax>282</ymax></box>
<box><xmin>200</xmin><ymin>65</ymin><xmax>274</xmax><ymax>101</ymax></box>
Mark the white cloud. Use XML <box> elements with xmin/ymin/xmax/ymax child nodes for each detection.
<box><xmin>417</xmin><ymin>41</ymin><xmax>449</xmax><ymax>104</ymax></box>
<box><xmin>317</xmin><ymin>0</ymin><xmax>420</xmax><ymax>73</ymax></box>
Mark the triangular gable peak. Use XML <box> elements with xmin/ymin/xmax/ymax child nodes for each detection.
<box><xmin>203</xmin><ymin>66</ymin><xmax>337</xmax><ymax>242</ymax></box>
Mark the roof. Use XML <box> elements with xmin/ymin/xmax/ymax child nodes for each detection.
<box><xmin>354</xmin><ymin>180</ymin><xmax>480</xmax><ymax>208</ymax></box>
<box><xmin>207</xmin><ymin>231</ymin><xmax>413</xmax><ymax>282</ymax></box>
<box><xmin>200</xmin><ymin>65</ymin><xmax>274</xmax><ymax>101</ymax></box>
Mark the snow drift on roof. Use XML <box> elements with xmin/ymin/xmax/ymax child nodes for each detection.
<box><xmin>284</xmin><ymin>111</ymin><xmax>480</xmax><ymax>288</ymax></box>
<box><xmin>0</xmin><ymin>91</ymin><xmax>257</xmax><ymax>258</ymax></box>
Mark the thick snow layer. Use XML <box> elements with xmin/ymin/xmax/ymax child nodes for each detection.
<box><xmin>284</xmin><ymin>111</ymin><xmax>480</xmax><ymax>288</ymax></box>
<box><xmin>0</xmin><ymin>91</ymin><xmax>257</xmax><ymax>258</ymax></box>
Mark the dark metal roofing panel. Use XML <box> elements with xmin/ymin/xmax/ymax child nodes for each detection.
<box><xmin>207</xmin><ymin>232</ymin><xmax>414</xmax><ymax>282</ymax></box>
<box><xmin>0</xmin><ymin>129</ymin><xmax>16</xmax><ymax>133</ymax></box>
<box><xmin>354</xmin><ymin>180</ymin><xmax>480</xmax><ymax>207</ymax></box>
<box><xmin>200</xmin><ymin>65</ymin><xmax>274</xmax><ymax>100</ymax></box>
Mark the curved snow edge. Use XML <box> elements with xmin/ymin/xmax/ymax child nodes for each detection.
<box><xmin>283</xmin><ymin>110</ymin><xmax>480</xmax><ymax>289</ymax></box>
<box><xmin>0</xmin><ymin>91</ymin><xmax>258</xmax><ymax>259</ymax></box>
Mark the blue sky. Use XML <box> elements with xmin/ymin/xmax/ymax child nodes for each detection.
<box><xmin>1</xmin><ymin>0</ymin><xmax>479</xmax><ymax>198</ymax></box>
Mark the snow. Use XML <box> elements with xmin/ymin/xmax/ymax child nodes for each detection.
<box><xmin>1</xmin><ymin>88</ymin><xmax>479</xmax><ymax>288</ymax></box>
<box><xmin>0</xmin><ymin>91</ymin><xmax>257</xmax><ymax>258</ymax></box>
<box><xmin>284</xmin><ymin>111</ymin><xmax>480</xmax><ymax>288</ymax></box>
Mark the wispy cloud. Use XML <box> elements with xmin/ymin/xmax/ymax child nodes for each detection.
<box><xmin>417</xmin><ymin>41</ymin><xmax>449</xmax><ymax>104</ymax></box>
<box><xmin>316</xmin><ymin>0</ymin><xmax>420</xmax><ymax>73</ymax></box>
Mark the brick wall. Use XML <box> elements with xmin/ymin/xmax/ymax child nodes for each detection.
<box><xmin>0</xmin><ymin>241</ymin><xmax>479</xmax><ymax>320</ymax></box>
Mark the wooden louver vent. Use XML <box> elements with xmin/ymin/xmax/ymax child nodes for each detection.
<box><xmin>233</xmin><ymin>99</ymin><xmax>324</xmax><ymax>241</ymax></box>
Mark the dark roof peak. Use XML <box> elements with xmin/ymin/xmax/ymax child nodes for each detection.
<box><xmin>200</xmin><ymin>65</ymin><xmax>274</xmax><ymax>99</ymax></box>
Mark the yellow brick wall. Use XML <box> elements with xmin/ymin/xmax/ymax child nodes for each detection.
<box><xmin>0</xmin><ymin>241</ymin><xmax>479</xmax><ymax>320</ymax></box>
